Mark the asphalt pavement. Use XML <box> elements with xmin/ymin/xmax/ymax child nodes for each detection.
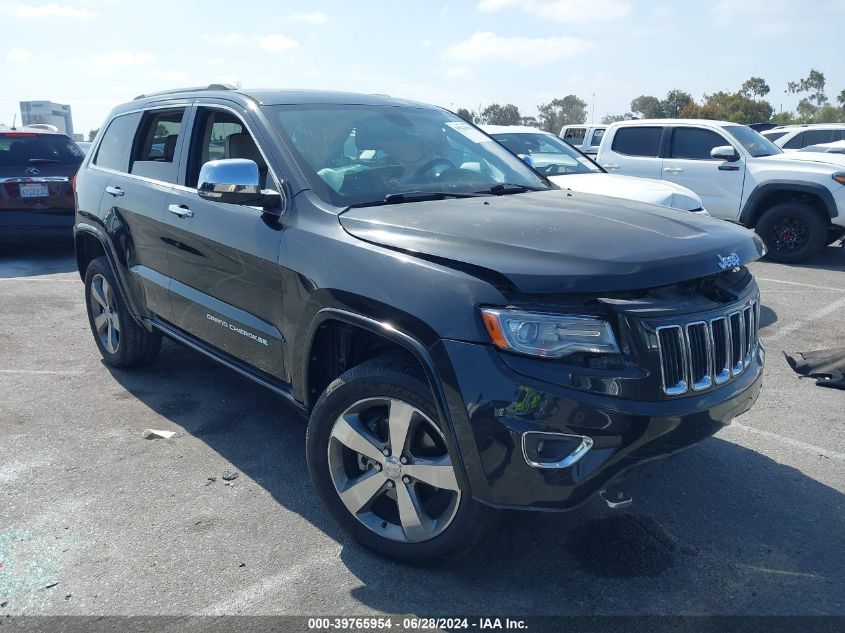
<box><xmin>1</xmin><ymin>239</ymin><xmax>843</xmax><ymax>618</ymax></box>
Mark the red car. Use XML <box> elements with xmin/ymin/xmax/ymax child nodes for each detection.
<box><xmin>0</xmin><ymin>125</ymin><xmax>84</xmax><ymax>240</ymax></box>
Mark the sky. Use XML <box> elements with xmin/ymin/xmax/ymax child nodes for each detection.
<box><xmin>2</xmin><ymin>0</ymin><xmax>845</xmax><ymax>136</ymax></box>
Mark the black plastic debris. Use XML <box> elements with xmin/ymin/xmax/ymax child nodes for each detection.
<box><xmin>784</xmin><ymin>348</ymin><xmax>845</xmax><ymax>390</ymax></box>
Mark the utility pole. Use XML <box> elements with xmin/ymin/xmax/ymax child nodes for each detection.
<box><xmin>591</xmin><ymin>93</ymin><xmax>596</xmax><ymax>124</ymax></box>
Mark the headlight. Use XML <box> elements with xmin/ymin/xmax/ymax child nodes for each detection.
<box><xmin>481</xmin><ymin>308</ymin><xmax>620</xmax><ymax>358</ymax></box>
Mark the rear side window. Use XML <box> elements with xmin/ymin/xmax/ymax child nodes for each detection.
<box><xmin>611</xmin><ymin>127</ymin><xmax>662</xmax><ymax>157</ymax></box>
<box><xmin>93</xmin><ymin>112</ymin><xmax>141</xmax><ymax>172</ymax></box>
<box><xmin>589</xmin><ymin>128</ymin><xmax>605</xmax><ymax>147</ymax></box>
<box><xmin>670</xmin><ymin>127</ymin><xmax>729</xmax><ymax>160</ymax></box>
<box><xmin>130</xmin><ymin>109</ymin><xmax>186</xmax><ymax>183</ymax></box>
<box><xmin>801</xmin><ymin>129</ymin><xmax>834</xmax><ymax>147</ymax></box>
<box><xmin>563</xmin><ymin>127</ymin><xmax>586</xmax><ymax>143</ymax></box>
<box><xmin>0</xmin><ymin>132</ymin><xmax>83</xmax><ymax>167</ymax></box>
<box><xmin>783</xmin><ymin>132</ymin><xmax>804</xmax><ymax>150</ymax></box>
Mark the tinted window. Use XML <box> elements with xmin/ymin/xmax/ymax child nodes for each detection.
<box><xmin>186</xmin><ymin>108</ymin><xmax>249</xmax><ymax>187</ymax></box>
<box><xmin>670</xmin><ymin>127</ymin><xmax>729</xmax><ymax>160</ymax></box>
<box><xmin>589</xmin><ymin>128</ymin><xmax>605</xmax><ymax>147</ymax></box>
<box><xmin>802</xmin><ymin>129</ymin><xmax>834</xmax><ymax>147</ymax></box>
<box><xmin>762</xmin><ymin>131</ymin><xmax>787</xmax><ymax>142</ymax></box>
<box><xmin>93</xmin><ymin>112</ymin><xmax>141</xmax><ymax>172</ymax></box>
<box><xmin>783</xmin><ymin>132</ymin><xmax>804</xmax><ymax>150</ymax></box>
<box><xmin>0</xmin><ymin>132</ymin><xmax>84</xmax><ymax>167</ymax></box>
<box><xmin>265</xmin><ymin>104</ymin><xmax>549</xmax><ymax>207</ymax></box>
<box><xmin>611</xmin><ymin>127</ymin><xmax>662</xmax><ymax>157</ymax></box>
<box><xmin>563</xmin><ymin>127</ymin><xmax>586</xmax><ymax>143</ymax></box>
<box><xmin>130</xmin><ymin>109</ymin><xmax>186</xmax><ymax>183</ymax></box>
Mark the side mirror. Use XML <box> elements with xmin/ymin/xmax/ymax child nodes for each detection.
<box><xmin>198</xmin><ymin>158</ymin><xmax>283</xmax><ymax>215</ymax></box>
<box><xmin>711</xmin><ymin>145</ymin><xmax>739</xmax><ymax>162</ymax></box>
<box><xmin>518</xmin><ymin>153</ymin><xmax>535</xmax><ymax>168</ymax></box>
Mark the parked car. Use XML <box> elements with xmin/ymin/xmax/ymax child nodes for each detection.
<box><xmin>0</xmin><ymin>124</ymin><xmax>84</xmax><ymax>240</ymax></box>
<box><xmin>560</xmin><ymin>124</ymin><xmax>606</xmax><ymax>155</ymax></box>
<box><xmin>761</xmin><ymin>124</ymin><xmax>845</xmax><ymax>151</ymax></box>
<box><xmin>483</xmin><ymin>125</ymin><xmax>707</xmax><ymax>214</ymax></box>
<box><xmin>75</xmin><ymin>86</ymin><xmax>765</xmax><ymax>563</ymax></box>
<box><xmin>799</xmin><ymin>140</ymin><xmax>845</xmax><ymax>155</ymax></box>
<box><xmin>596</xmin><ymin>119</ymin><xmax>845</xmax><ymax>262</ymax></box>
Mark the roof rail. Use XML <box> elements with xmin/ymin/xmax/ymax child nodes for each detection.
<box><xmin>133</xmin><ymin>83</ymin><xmax>237</xmax><ymax>100</ymax></box>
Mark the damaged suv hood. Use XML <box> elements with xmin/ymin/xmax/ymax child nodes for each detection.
<box><xmin>339</xmin><ymin>190</ymin><xmax>765</xmax><ymax>293</ymax></box>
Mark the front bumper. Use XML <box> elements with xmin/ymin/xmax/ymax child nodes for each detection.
<box><xmin>434</xmin><ymin>338</ymin><xmax>764</xmax><ymax>510</ymax></box>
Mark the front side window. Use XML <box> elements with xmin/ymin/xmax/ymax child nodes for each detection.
<box><xmin>0</xmin><ymin>132</ymin><xmax>84</xmax><ymax>167</ymax></box>
<box><xmin>670</xmin><ymin>127</ymin><xmax>730</xmax><ymax>160</ymax></box>
<box><xmin>724</xmin><ymin>125</ymin><xmax>781</xmax><ymax>157</ymax></box>
<box><xmin>611</xmin><ymin>126</ymin><xmax>663</xmax><ymax>157</ymax></box>
<box><xmin>491</xmin><ymin>132</ymin><xmax>601</xmax><ymax>175</ymax></box>
<box><xmin>93</xmin><ymin>112</ymin><xmax>141</xmax><ymax>172</ymax></box>
<box><xmin>265</xmin><ymin>104</ymin><xmax>549</xmax><ymax>207</ymax></box>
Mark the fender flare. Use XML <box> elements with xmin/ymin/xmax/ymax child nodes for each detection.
<box><xmin>740</xmin><ymin>181</ymin><xmax>838</xmax><ymax>226</ymax></box>
<box><xmin>302</xmin><ymin>307</ymin><xmax>471</xmax><ymax>493</ymax></box>
<box><xmin>74</xmin><ymin>222</ymin><xmax>151</xmax><ymax>330</ymax></box>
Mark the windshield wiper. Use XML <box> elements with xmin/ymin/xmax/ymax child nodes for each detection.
<box><xmin>486</xmin><ymin>183</ymin><xmax>546</xmax><ymax>195</ymax></box>
<box><xmin>383</xmin><ymin>191</ymin><xmax>483</xmax><ymax>204</ymax></box>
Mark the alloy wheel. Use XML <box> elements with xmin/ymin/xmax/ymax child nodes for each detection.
<box><xmin>327</xmin><ymin>397</ymin><xmax>461</xmax><ymax>543</ymax></box>
<box><xmin>771</xmin><ymin>217</ymin><xmax>808</xmax><ymax>252</ymax></box>
<box><xmin>90</xmin><ymin>273</ymin><xmax>120</xmax><ymax>354</ymax></box>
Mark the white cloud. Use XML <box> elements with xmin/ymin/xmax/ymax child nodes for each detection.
<box><xmin>145</xmin><ymin>69</ymin><xmax>189</xmax><ymax>82</ymax></box>
<box><xmin>290</xmin><ymin>11</ymin><xmax>327</xmax><ymax>25</ymax></box>
<box><xmin>444</xmin><ymin>32</ymin><xmax>591</xmax><ymax>66</ymax></box>
<box><xmin>89</xmin><ymin>50</ymin><xmax>155</xmax><ymax>68</ymax></box>
<box><xmin>202</xmin><ymin>33</ymin><xmax>246</xmax><ymax>47</ymax></box>
<box><xmin>477</xmin><ymin>0</ymin><xmax>630</xmax><ymax>23</ymax></box>
<box><xmin>6</xmin><ymin>47</ymin><xmax>31</xmax><ymax>62</ymax></box>
<box><xmin>15</xmin><ymin>3</ymin><xmax>97</xmax><ymax>19</ymax></box>
<box><xmin>256</xmin><ymin>34</ymin><xmax>299</xmax><ymax>53</ymax></box>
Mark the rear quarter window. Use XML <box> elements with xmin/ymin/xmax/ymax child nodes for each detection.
<box><xmin>563</xmin><ymin>127</ymin><xmax>586</xmax><ymax>143</ymax></box>
<box><xmin>93</xmin><ymin>112</ymin><xmax>142</xmax><ymax>172</ymax></box>
<box><xmin>610</xmin><ymin>127</ymin><xmax>663</xmax><ymax>157</ymax></box>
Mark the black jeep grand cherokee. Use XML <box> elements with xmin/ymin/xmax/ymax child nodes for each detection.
<box><xmin>74</xmin><ymin>86</ymin><xmax>765</xmax><ymax>563</ymax></box>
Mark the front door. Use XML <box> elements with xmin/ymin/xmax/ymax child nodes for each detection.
<box><xmin>661</xmin><ymin>126</ymin><xmax>746</xmax><ymax>220</ymax></box>
<box><xmin>162</xmin><ymin>105</ymin><xmax>287</xmax><ymax>381</ymax></box>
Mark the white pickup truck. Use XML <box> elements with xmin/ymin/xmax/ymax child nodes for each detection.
<box><xmin>596</xmin><ymin>119</ymin><xmax>845</xmax><ymax>262</ymax></box>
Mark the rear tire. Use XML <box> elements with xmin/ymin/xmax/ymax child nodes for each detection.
<box><xmin>84</xmin><ymin>256</ymin><xmax>161</xmax><ymax>368</ymax></box>
<box><xmin>756</xmin><ymin>202</ymin><xmax>827</xmax><ymax>263</ymax></box>
<box><xmin>306</xmin><ymin>357</ymin><xmax>495</xmax><ymax>564</ymax></box>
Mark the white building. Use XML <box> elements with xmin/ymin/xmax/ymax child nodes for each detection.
<box><xmin>20</xmin><ymin>101</ymin><xmax>74</xmax><ymax>137</ymax></box>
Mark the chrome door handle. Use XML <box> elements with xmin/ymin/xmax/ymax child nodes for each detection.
<box><xmin>663</xmin><ymin>167</ymin><xmax>684</xmax><ymax>174</ymax></box>
<box><xmin>167</xmin><ymin>204</ymin><xmax>193</xmax><ymax>218</ymax></box>
<box><xmin>105</xmin><ymin>186</ymin><xmax>124</xmax><ymax>197</ymax></box>
<box><xmin>602</xmin><ymin>163</ymin><xmax>620</xmax><ymax>170</ymax></box>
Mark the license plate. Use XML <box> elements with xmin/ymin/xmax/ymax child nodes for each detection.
<box><xmin>19</xmin><ymin>183</ymin><xmax>50</xmax><ymax>198</ymax></box>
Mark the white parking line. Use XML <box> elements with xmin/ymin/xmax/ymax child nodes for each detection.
<box><xmin>763</xmin><ymin>295</ymin><xmax>845</xmax><ymax>343</ymax></box>
<box><xmin>755</xmin><ymin>277</ymin><xmax>845</xmax><ymax>292</ymax></box>
<box><xmin>731</xmin><ymin>422</ymin><xmax>845</xmax><ymax>463</ymax></box>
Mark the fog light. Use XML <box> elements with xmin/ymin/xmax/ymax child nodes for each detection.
<box><xmin>522</xmin><ymin>431</ymin><xmax>593</xmax><ymax>469</ymax></box>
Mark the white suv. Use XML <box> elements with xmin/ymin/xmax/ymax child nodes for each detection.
<box><xmin>762</xmin><ymin>124</ymin><xmax>845</xmax><ymax>152</ymax></box>
<box><xmin>596</xmin><ymin>119</ymin><xmax>845</xmax><ymax>262</ymax></box>
<box><xmin>560</xmin><ymin>125</ymin><xmax>606</xmax><ymax>156</ymax></box>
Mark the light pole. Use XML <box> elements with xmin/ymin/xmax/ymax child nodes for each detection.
<box><xmin>591</xmin><ymin>93</ymin><xmax>596</xmax><ymax>124</ymax></box>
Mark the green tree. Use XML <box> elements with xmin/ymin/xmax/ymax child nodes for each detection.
<box><xmin>696</xmin><ymin>91</ymin><xmax>773</xmax><ymax>124</ymax></box>
<box><xmin>837</xmin><ymin>89</ymin><xmax>845</xmax><ymax>108</ymax></box>
<box><xmin>630</xmin><ymin>95</ymin><xmax>663</xmax><ymax>119</ymax></box>
<box><xmin>536</xmin><ymin>95</ymin><xmax>587</xmax><ymax>133</ymax></box>
<box><xmin>455</xmin><ymin>108</ymin><xmax>475</xmax><ymax>123</ymax></box>
<box><xmin>814</xmin><ymin>105</ymin><xmax>845</xmax><ymax>123</ymax></box>
<box><xmin>788</xmin><ymin>69</ymin><xmax>828</xmax><ymax>120</ymax></box>
<box><xmin>601</xmin><ymin>112</ymin><xmax>635</xmax><ymax>124</ymax></box>
<box><xmin>519</xmin><ymin>116</ymin><xmax>540</xmax><ymax>128</ymax></box>
<box><xmin>741</xmin><ymin>77</ymin><xmax>771</xmax><ymax>100</ymax></box>
<box><xmin>480</xmin><ymin>103</ymin><xmax>521</xmax><ymax>126</ymax></box>
<box><xmin>661</xmin><ymin>89</ymin><xmax>694</xmax><ymax>118</ymax></box>
<box><xmin>88</xmin><ymin>128</ymin><xmax>99</xmax><ymax>141</ymax></box>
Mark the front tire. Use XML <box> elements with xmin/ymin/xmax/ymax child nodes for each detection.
<box><xmin>306</xmin><ymin>357</ymin><xmax>494</xmax><ymax>564</ymax></box>
<box><xmin>84</xmin><ymin>256</ymin><xmax>161</xmax><ymax>368</ymax></box>
<box><xmin>756</xmin><ymin>202</ymin><xmax>827</xmax><ymax>263</ymax></box>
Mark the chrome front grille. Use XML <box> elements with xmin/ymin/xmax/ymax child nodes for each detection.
<box><xmin>656</xmin><ymin>298</ymin><xmax>759</xmax><ymax>396</ymax></box>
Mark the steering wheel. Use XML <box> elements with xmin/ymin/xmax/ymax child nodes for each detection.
<box><xmin>414</xmin><ymin>158</ymin><xmax>456</xmax><ymax>179</ymax></box>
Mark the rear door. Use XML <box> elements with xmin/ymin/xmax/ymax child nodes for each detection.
<box><xmin>91</xmin><ymin>105</ymin><xmax>190</xmax><ymax>321</ymax></box>
<box><xmin>661</xmin><ymin>125</ymin><xmax>745</xmax><ymax>220</ymax></box>
<box><xmin>161</xmin><ymin>104</ymin><xmax>287</xmax><ymax>381</ymax></box>
<box><xmin>599</xmin><ymin>125</ymin><xmax>664</xmax><ymax>178</ymax></box>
